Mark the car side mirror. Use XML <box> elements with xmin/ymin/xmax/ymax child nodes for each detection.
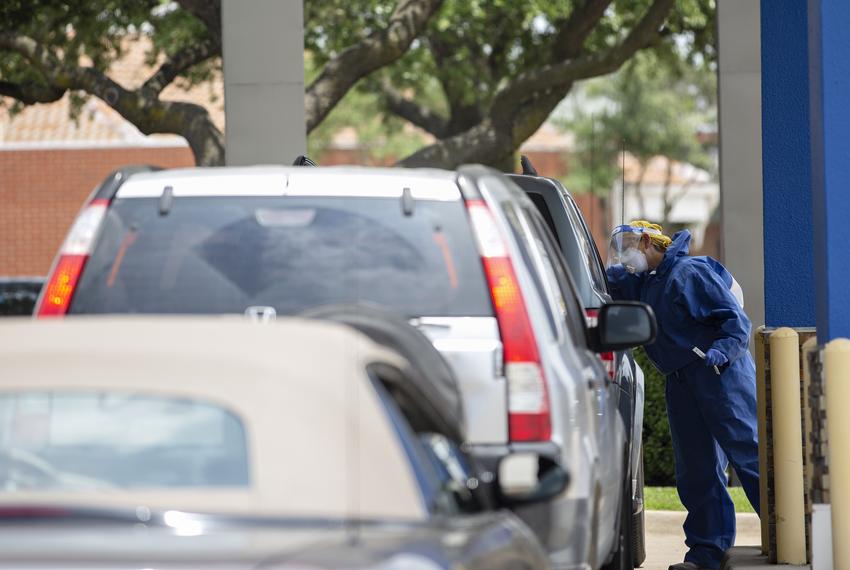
<box><xmin>496</xmin><ymin>452</ymin><xmax>569</xmax><ymax>507</ymax></box>
<box><xmin>589</xmin><ymin>301</ymin><xmax>657</xmax><ymax>352</ymax></box>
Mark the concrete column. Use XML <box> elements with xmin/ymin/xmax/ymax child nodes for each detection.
<box><xmin>717</xmin><ymin>0</ymin><xmax>764</xmax><ymax>343</ymax></box>
<box><xmin>221</xmin><ymin>0</ymin><xmax>306</xmax><ymax>166</ymax></box>
<box><xmin>759</xmin><ymin>0</ymin><xmax>816</xmax><ymax>328</ymax></box>
<box><xmin>808</xmin><ymin>0</ymin><xmax>850</xmax><ymax>342</ymax></box>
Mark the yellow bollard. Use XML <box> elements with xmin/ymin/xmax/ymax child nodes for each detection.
<box><xmin>801</xmin><ymin>338</ymin><xmax>818</xmax><ymax>504</ymax></box>
<box><xmin>824</xmin><ymin>338</ymin><xmax>850</xmax><ymax>570</ymax></box>
<box><xmin>754</xmin><ymin>327</ymin><xmax>770</xmax><ymax>554</ymax></box>
<box><xmin>770</xmin><ymin>327</ymin><xmax>806</xmax><ymax>565</ymax></box>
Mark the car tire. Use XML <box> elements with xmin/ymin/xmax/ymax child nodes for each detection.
<box><xmin>601</xmin><ymin>459</ymin><xmax>634</xmax><ymax>570</ymax></box>
<box><xmin>632</xmin><ymin>449</ymin><xmax>646</xmax><ymax>567</ymax></box>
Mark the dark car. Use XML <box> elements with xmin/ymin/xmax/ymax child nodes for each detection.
<box><xmin>0</xmin><ymin>317</ymin><xmax>561</xmax><ymax>569</ymax></box>
<box><xmin>0</xmin><ymin>278</ymin><xmax>43</xmax><ymax>316</ymax></box>
<box><xmin>508</xmin><ymin>162</ymin><xmax>648</xmax><ymax>565</ymax></box>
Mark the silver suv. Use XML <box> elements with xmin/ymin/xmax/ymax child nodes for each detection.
<box><xmin>36</xmin><ymin>165</ymin><xmax>655</xmax><ymax>570</ymax></box>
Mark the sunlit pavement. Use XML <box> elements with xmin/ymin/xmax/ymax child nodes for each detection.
<box><xmin>642</xmin><ymin>511</ymin><xmax>760</xmax><ymax>570</ymax></box>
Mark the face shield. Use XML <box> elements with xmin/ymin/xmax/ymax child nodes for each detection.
<box><xmin>607</xmin><ymin>225</ymin><xmax>648</xmax><ymax>273</ymax></box>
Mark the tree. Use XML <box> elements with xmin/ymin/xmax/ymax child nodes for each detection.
<box><xmin>0</xmin><ymin>0</ymin><xmax>440</xmax><ymax>165</ymax></box>
<box><xmin>563</xmin><ymin>49</ymin><xmax>717</xmax><ymax>227</ymax></box>
<box><xmin>1</xmin><ymin>0</ymin><xmax>714</xmax><ymax>168</ymax></box>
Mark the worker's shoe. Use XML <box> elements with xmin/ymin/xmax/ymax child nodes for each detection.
<box><xmin>668</xmin><ymin>563</ymin><xmax>710</xmax><ymax>570</ymax></box>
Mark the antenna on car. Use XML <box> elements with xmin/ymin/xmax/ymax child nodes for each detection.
<box><xmin>292</xmin><ymin>155</ymin><xmax>317</xmax><ymax>166</ymax></box>
<box><xmin>159</xmin><ymin>185</ymin><xmax>174</xmax><ymax>216</ymax></box>
<box><xmin>621</xmin><ymin>139</ymin><xmax>626</xmax><ymax>226</ymax></box>
<box><xmin>590</xmin><ymin>115</ymin><xmax>595</xmax><ymax>236</ymax></box>
<box><xmin>520</xmin><ymin>155</ymin><xmax>538</xmax><ymax>176</ymax></box>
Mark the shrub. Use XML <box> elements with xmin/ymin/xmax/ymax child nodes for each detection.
<box><xmin>636</xmin><ymin>347</ymin><xmax>677</xmax><ymax>486</ymax></box>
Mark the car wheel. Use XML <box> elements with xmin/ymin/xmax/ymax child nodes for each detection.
<box><xmin>632</xmin><ymin>449</ymin><xmax>646</xmax><ymax>567</ymax></box>
<box><xmin>601</xmin><ymin>460</ymin><xmax>634</xmax><ymax>570</ymax></box>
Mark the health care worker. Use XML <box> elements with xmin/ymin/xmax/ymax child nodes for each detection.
<box><xmin>606</xmin><ymin>221</ymin><xmax>759</xmax><ymax>570</ymax></box>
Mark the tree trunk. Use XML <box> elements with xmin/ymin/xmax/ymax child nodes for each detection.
<box><xmin>183</xmin><ymin>112</ymin><xmax>225</xmax><ymax>166</ymax></box>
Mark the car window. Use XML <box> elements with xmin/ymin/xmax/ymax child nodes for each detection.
<box><xmin>562</xmin><ymin>194</ymin><xmax>609</xmax><ymax>298</ymax></box>
<box><xmin>368</xmin><ymin>373</ymin><xmax>460</xmax><ymax>515</ymax></box>
<box><xmin>526</xmin><ymin>193</ymin><xmax>561</xmax><ymax>248</ymax></box>
<box><xmin>522</xmin><ymin>183</ymin><xmax>607</xmax><ymax>309</ymax></box>
<box><xmin>0</xmin><ymin>392</ymin><xmax>249</xmax><ymax>491</ymax></box>
<box><xmin>71</xmin><ymin>196</ymin><xmax>492</xmax><ymax>318</ymax></box>
<box><xmin>524</xmin><ymin>209</ymin><xmax>589</xmax><ymax>347</ymax></box>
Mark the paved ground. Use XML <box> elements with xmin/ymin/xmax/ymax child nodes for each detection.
<box><xmin>643</xmin><ymin>510</ymin><xmax>761</xmax><ymax>570</ymax></box>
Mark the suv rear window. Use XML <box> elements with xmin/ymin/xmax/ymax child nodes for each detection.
<box><xmin>71</xmin><ymin>196</ymin><xmax>491</xmax><ymax>317</ymax></box>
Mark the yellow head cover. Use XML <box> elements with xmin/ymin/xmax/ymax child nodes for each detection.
<box><xmin>628</xmin><ymin>220</ymin><xmax>672</xmax><ymax>249</ymax></box>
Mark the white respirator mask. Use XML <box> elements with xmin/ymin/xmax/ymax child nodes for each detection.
<box><xmin>618</xmin><ymin>248</ymin><xmax>648</xmax><ymax>274</ymax></box>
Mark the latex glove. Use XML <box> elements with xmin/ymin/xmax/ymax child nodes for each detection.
<box><xmin>606</xmin><ymin>264</ymin><xmax>627</xmax><ymax>281</ymax></box>
<box><xmin>704</xmin><ymin>348</ymin><xmax>728</xmax><ymax>368</ymax></box>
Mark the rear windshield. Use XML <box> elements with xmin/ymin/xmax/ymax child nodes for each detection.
<box><xmin>71</xmin><ymin>197</ymin><xmax>491</xmax><ymax>317</ymax></box>
<box><xmin>0</xmin><ymin>391</ymin><xmax>248</xmax><ymax>490</ymax></box>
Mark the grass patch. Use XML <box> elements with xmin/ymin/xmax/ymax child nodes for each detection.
<box><xmin>645</xmin><ymin>487</ymin><xmax>755</xmax><ymax>513</ymax></box>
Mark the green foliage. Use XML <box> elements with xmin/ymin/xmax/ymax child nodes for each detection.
<box><xmin>560</xmin><ymin>49</ymin><xmax>717</xmax><ymax>195</ymax></box>
<box><xmin>0</xmin><ymin>1</ymin><xmax>214</xmax><ymax>113</ymax></box>
<box><xmin>636</xmin><ymin>347</ymin><xmax>677</xmax><ymax>486</ymax></box>
<box><xmin>306</xmin><ymin>85</ymin><xmax>428</xmax><ymax>164</ymax></box>
<box><xmin>2</xmin><ymin>0</ymin><xmax>717</xmax><ymax>166</ymax></box>
<box><xmin>305</xmin><ymin>0</ymin><xmax>716</xmax><ymax>160</ymax></box>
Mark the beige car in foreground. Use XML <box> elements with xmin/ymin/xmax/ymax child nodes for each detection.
<box><xmin>0</xmin><ymin>318</ymin><xmax>561</xmax><ymax>569</ymax></box>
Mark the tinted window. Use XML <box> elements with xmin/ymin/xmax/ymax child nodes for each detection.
<box><xmin>562</xmin><ymin>195</ymin><xmax>609</xmax><ymax>300</ymax></box>
<box><xmin>527</xmin><ymin>193</ymin><xmax>561</xmax><ymax>248</ymax></box>
<box><xmin>71</xmin><ymin>197</ymin><xmax>491</xmax><ymax>317</ymax></box>
<box><xmin>0</xmin><ymin>392</ymin><xmax>249</xmax><ymax>490</ymax></box>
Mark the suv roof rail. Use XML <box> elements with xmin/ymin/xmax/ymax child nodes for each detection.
<box><xmin>520</xmin><ymin>155</ymin><xmax>538</xmax><ymax>176</ymax></box>
<box><xmin>92</xmin><ymin>165</ymin><xmax>162</xmax><ymax>201</ymax></box>
<box><xmin>292</xmin><ymin>155</ymin><xmax>317</xmax><ymax>166</ymax></box>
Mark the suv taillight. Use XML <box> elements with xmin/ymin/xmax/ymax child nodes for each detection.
<box><xmin>466</xmin><ymin>199</ymin><xmax>551</xmax><ymax>442</ymax></box>
<box><xmin>36</xmin><ymin>199</ymin><xmax>108</xmax><ymax>317</ymax></box>
<box><xmin>586</xmin><ymin>308</ymin><xmax>616</xmax><ymax>380</ymax></box>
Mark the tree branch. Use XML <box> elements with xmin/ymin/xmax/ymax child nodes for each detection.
<box><xmin>305</xmin><ymin>0</ymin><xmax>444</xmax><ymax>133</ymax></box>
<box><xmin>0</xmin><ymin>80</ymin><xmax>65</xmax><ymax>104</ymax></box>
<box><xmin>397</xmin><ymin>0</ymin><xmax>675</xmax><ymax>170</ymax></box>
<box><xmin>0</xmin><ymin>29</ymin><xmax>224</xmax><ymax>165</ymax></box>
<box><xmin>491</xmin><ymin>0</ymin><xmax>674</xmax><ymax>117</ymax></box>
<box><xmin>141</xmin><ymin>36</ymin><xmax>220</xmax><ymax>95</ymax></box>
<box><xmin>380</xmin><ymin>81</ymin><xmax>448</xmax><ymax>137</ymax></box>
<box><xmin>551</xmin><ymin>0</ymin><xmax>614</xmax><ymax>61</ymax></box>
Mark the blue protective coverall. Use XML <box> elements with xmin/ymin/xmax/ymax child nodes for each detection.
<box><xmin>607</xmin><ymin>231</ymin><xmax>760</xmax><ymax>569</ymax></box>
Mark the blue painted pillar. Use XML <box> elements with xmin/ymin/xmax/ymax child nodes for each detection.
<box><xmin>760</xmin><ymin>1</ymin><xmax>816</xmax><ymax>328</ymax></box>
<box><xmin>808</xmin><ymin>0</ymin><xmax>850</xmax><ymax>343</ymax></box>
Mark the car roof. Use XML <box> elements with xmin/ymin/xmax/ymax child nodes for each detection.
<box><xmin>0</xmin><ymin>317</ymin><xmax>427</xmax><ymax>522</ymax></box>
<box><xmin>114</xmin><ymin>165</ymin><xmax>463</xmax><ymax>200</ymax></box>
<box><xmin>506</xmin><ymin>173</ymin><xmax>566</xmax><ymax>197</ymax></box>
